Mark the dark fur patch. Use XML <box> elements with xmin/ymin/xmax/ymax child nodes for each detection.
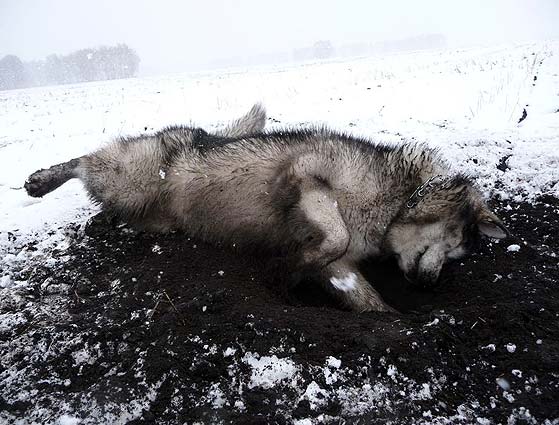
<box><xmin>192</xmin><ymin>128</ymin><xmax>236</xmax><ymax>154</ymax></box>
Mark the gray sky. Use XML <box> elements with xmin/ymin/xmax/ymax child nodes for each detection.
<box><xmin>1</xmin><ymin>0</ymin><xmax>558</xmax><ymax>76</ymax></box>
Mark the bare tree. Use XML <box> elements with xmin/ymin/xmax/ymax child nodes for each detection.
<box><xmin>0</xmin><ymin>55</ymin><xmax>26</xmax><ymax>90</ymax></box>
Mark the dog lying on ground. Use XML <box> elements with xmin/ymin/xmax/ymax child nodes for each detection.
<box><xmin>25</xmin><ymin>104</ymin><xmax>507</xmax><ymax>312</ymax></box>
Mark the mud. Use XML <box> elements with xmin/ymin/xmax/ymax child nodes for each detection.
<box><xmin>1</xmin><ymin>197</ymin><xmax>558</xmax><ymax>424</ymax></box>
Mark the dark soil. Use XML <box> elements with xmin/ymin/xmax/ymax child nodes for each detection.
<box><xmin>1</xmin><ymin>197</ymin><xmax>558</xmax><ymax>424</ymax></box>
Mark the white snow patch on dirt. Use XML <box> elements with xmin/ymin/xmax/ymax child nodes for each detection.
<box><xmin>242</xmin><ymin>352</ymin><xmax>300</xmax><ymax>389</ymax></box>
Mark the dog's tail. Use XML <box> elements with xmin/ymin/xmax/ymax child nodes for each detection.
<box><xmin>215</xmin><ymin>103</ymin><xmax>266</xmax><ymax>138</ymax></box>
<box><xmin>24</xmin><ymin>157</ymin><xmax>82</xmax><ymax>198</ymax></box>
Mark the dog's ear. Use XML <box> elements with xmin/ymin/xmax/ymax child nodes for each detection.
<box><xmin>477</xmin><ymin>208</ymin><xmax>508</xmax><ymax>239</ymax></box>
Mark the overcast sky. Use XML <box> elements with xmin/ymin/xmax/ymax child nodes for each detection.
<box><xmin>1</xmin><ymin>0</ymin><xmax>558</xmax><ymax>76</ymax></box>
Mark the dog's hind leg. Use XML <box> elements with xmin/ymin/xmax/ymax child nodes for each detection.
<box><xmin>78</xmin><ymin>137</ymin><xmax>170</xmax><ymax>219</ymax></box>
<box><xmin>25</xmin><ymin>157</ymin><xmax>82</xmax><ymax>198</ymax></box>
<box><xmin>25</xmin><ymin>133</ymin><xmax>173</xmax><ymax>228</ymax></box>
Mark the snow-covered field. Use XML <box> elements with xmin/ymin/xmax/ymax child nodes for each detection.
<box><xmin>1</xmin><ymin>42</ymin><xmax>558</xmax><ymax>424</ymax></box>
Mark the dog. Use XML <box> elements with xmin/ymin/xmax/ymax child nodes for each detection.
<box><xmin>24</xmin><ymin>104</ymin><xmax>508</xmax><ymax>313</ymax></box>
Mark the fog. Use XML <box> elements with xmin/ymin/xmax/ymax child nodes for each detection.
<box><xmin>1</xmin><ymin>0</ymin><xmax>558</xmax><ymax>77</ymax></box>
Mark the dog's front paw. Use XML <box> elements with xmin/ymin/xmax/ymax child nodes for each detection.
<box><xmin>343</xmin><ymin>284</ymin><xmax>398</xmax><ymax>314</ymax></box>
<box><xmin>357</xmin><ymin>296</ymin><xmax>398</xmax><ymax>314</ymax></box>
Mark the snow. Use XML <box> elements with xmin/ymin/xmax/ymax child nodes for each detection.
<box><xmin>242</xmin><ymin>352</ymin><xmax>300</xmax><ymax>389</ymax></box>
<box><xmin>506</xmin><ymin>343</ymin><xmax>517</xmax><ymax>353</ymax></box>
<box><xmin>326</xmin><ymin>356</ymin><xmax>341</xmax><ymax>369</ymax></box>
<box><xmin>387</xmin><ymin>364</ymin><xmax>398</xmax><ymax>378</ymax></box>
<box><xmin>497</xmin><ymin>377</ymin><xmax>511</xmax><ymax>391</ymax></box>
<box><xmin>301</xmin><ymin>381</ymin><xmax>329</xmax><ymax>410</ymax></box>
<box><xmin>223</xmin><ymin>347</ymin><xmax>237</xmax><ymax>357</ymax></box>
<box><xmin>482</xmin><ymin>343</ymin><xmax>496</xmax><ymax>352</ymax></box>
<box><xmin>425</xmin><ymin>317</ymin><xmax>440</xmax><ymax>327</ymax></box>
<box><xmin>0</xmin><ymin>311</ymin><xmax>27</xmax><ymax>333</ymax></box>
<box><xmin>207</xmin><ymin>383</ymin><xmax>226</xmax><ymax>409</ymax></box>
<box><xmin>1</xmin><ymin>40</ymin><xmax>559</xmax><ymax>423</ymax></box>
<box><xmin>57</xmin><ymin>415</ymin><xmax>81</xmax><ymax>425</ymax></box>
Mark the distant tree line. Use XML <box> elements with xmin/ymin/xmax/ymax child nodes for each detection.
<box><xmin>293</xmin><ymin>35</ymin><xmax>447</xmax><ymax>62</ymax></box>
<box><xmin>0</xmin><ymin>43</ymin><xmax>140</xmax><ymax>90</ymax></box>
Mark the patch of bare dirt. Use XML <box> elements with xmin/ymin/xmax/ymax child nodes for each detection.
<box><xmin>1</xmin><ymin>197</ymin><xmax>558</xmax><ymax>424</ymax></box>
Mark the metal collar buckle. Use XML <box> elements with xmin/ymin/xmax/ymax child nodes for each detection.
<box><xmin>405</xmin><ymin>175</ymin><xmax>445</xmax><ymax>209</ymax></box>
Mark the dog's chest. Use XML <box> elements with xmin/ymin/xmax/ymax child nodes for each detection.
<box><xmin>335</xmin><ymin>191</ymin><xmax>388</xmax><ymax>258</ymax></box>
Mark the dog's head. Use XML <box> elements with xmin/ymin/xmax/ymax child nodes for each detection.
<box><xmin>384</xmin><ymin>175</ymin><xmax>507</xmax><ymax>286</ymax></box>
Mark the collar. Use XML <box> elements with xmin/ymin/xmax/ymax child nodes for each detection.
<box><xmin>405</xmin><ymin>175</ymin><xmax>446</xmax><ymax>208</ymax></box>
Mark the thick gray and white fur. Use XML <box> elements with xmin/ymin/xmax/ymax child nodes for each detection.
<box><xmin>25</xmin><ymin>103</ymin><xmax>508</xmax><ymax>313</ymax></box>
